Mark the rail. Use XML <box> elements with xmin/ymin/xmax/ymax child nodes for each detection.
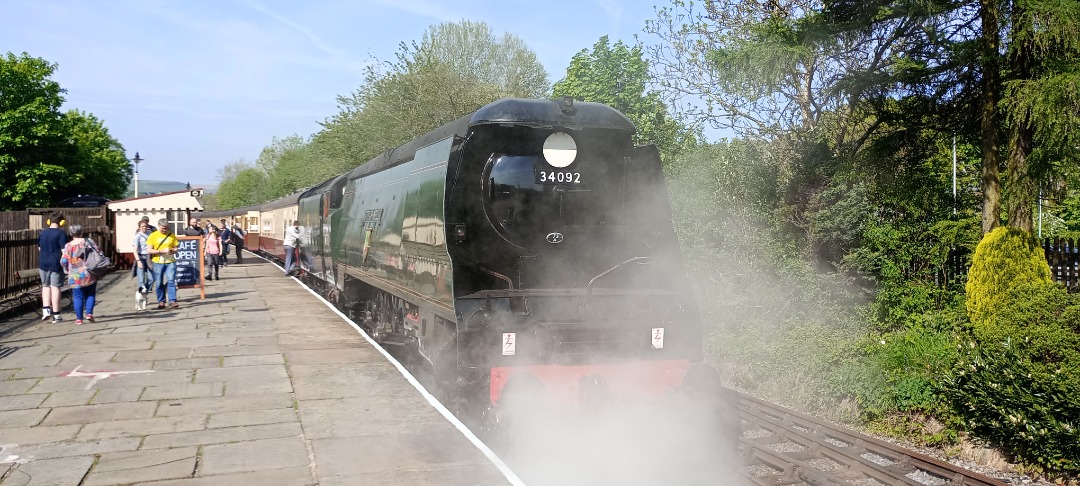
<box><xmin>736</xmin><ymin>392</ymin><xmax>1008</xmax><ymax>486</ymax></box>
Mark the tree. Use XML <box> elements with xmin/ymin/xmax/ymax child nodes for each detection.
<box><xmin>216</xmin><ymin>167</ymin><xmax>268</xmax><ymax>209</ymax></box>
<box><xmin>998</xmin><ymin>0</ymin><xmax>1080</xmax><ymax>233</ymax></box>
<box><xmin>644</xmin><ymin>0</ymin><xmax>887</xmax><ymax>148</ymax></box>
<box><xmin>809</xmin><ymin>0</ymin><xmax>1080</xmax><ymax>233</ymax></box>
<box><xmin>642</xmin><ymin>0</ymin><xmax>921</xmax><ymax>259</ymax></box>
<box><xmin>254</xmin><ymin>135</ymin><xmax>306</xmax><ymax>176</ymax></box>
<box><xmin>553</xmin><ymin>36</ymin><xmax>697</xmax><ymax>161</ymax></box>
<box><xmin>412</xmin><ymin>20</ymin><xmax>550</xmax><ymax>99</ymax></box>
<box><xmin>216</xmin><ymin>158</ymin><xmax>252</xmax><ymax>183</ymax></box>
<box><xmin>0</xmin><ymin>52</ymin><xmax>69</xmax><ymax>209</ymax></box>
<box><xmin>0</xmin><ymin>52</ymin><xmax>132</xmax><ymax>208</ymax></box>
<box><xmin>62</xmin><ymin>109</ymin><xmax>131</xmax><ymax>200</ymax></box>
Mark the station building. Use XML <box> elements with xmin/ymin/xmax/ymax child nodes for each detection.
<box><xmin>107</xmin><ymin>189</ymin><xmax>204</xmax><ymax>258</ymax></box>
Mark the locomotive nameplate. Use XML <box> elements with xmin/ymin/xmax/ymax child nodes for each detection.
<box><xmin>535</xmin><ymin>170</ymin><xmax>582</xmax><ymax>184</ymax></box>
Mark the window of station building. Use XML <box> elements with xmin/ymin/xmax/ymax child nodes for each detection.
<box><xmin>166</xmin><ymin>210</ymin><xmax>187</xmax><ymax>234</ymax></box>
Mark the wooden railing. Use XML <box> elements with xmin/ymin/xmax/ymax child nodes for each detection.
<box><xmin>1</xmin><ymin>227</ymin><xmax>117</xmax><ymax>301</ymax></box>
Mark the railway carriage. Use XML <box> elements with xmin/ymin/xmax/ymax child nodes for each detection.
<box><xmin>199</xmin><ymin>204</ymin><xmax>262</xmax><ymax>251</ymax></box>
<box><xmin>258</xmin><ymin>193</ymin><xmax>303</xmax><ymax>261</ymax></box>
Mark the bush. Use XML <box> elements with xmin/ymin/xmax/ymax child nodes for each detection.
<box><xmin>965</xmin><ymin>227</ymin><xmax>1052</xmax><ymax>327</ymax></box>
<box><xmin>948</xmin><ymin>283</ymin><xmax>1080</xmax><ymax>475</ymax></box>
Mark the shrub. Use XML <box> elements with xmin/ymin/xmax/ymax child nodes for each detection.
<box><xmin>948</xmin><ymin>283</ymin><xmax>1080</xmax><ymax>475</ymax></box>
<box><xmin>964</xmin><ymin>227</ymin><xmax>1052</xmax><ymax>328</ymax></box>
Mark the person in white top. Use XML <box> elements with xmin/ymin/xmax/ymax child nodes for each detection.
<box><xmin>283</xmin><ymin>221</ymin><xmax>302</xmax><ymax>276</ymax></box>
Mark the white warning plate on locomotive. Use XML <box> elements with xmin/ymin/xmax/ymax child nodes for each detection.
<box><xmin>502</xmin><ymin>332</ymin><xmax>516</xmax><ymax>355</ymax></box>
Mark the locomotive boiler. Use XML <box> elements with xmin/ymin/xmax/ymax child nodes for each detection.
<box><xmin>288</xmin><ymin>98</ymin><xmax>709</xmax><ymax>423</ymax></box>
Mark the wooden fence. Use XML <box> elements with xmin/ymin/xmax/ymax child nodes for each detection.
<box><xmin>1</xmin><ymin>227</ymin><xmax>117</xmax><ymax>302</ymax></box>
<box><xmin>935</xmin><ymin>238</ymin><xmax>1079</xmax><ymax>291</ymax></box>
<box><xmin>0</xmin><ymin>211</ymin><xmax>29</xmax><ymax>232</ymax></box>
<box><xmin>1043</xmin><ymin>238</ymin><xmax>1080</xmax><ymax>290</ymax></box>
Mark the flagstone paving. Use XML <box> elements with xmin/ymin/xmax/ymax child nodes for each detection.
<box><xmin>0</xmin><ymin>258</ymin><xmax>511</xmax><ymax>485</ymax></box>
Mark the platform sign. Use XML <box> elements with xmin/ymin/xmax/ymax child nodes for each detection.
<box><xmin>174</xmin><ymin>236</ymin><xmax>205</xmax><ymax>299</ymax></box>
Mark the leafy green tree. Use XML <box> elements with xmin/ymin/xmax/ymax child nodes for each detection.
<box><xmin>267</xmin><ymin>142</ymin><xmax>322</xmax><ymax>198</ymax></box>
<box><xmin>0</xmin><ymin>52</ymin><xmax>131</xmax><ymax>208</ymax></box>
<box><xmin>809</xmin><ymin>0</ymin><xmax>1080</xmax><ymax>233</ymax></box>
<box><xmin>62</xmin><ymin>109</ymin><xmax>131</xmax><ymax>200</ymax></box>
<box><xmin>0</xmin><ymin>52</ymin><xmax>70</xmax><ymax>209</ymax></box>
<box><xmin>216</xmin><ymin>158</ymin><xmax>252</xmax><ymax>183</ymax></box>
<box><xmin>644</xmin><ymin>0</ymin><xmax>890</xmax><ymax>149</ymax></box>
<box><xmin>412</xmin><ymin>20</ymin><xmax>549</xmax><ymax>99</ymax></box>
<box><xmin>216</xmin><ymin>167</ymin><xmax>268</xmax><ymax>209</ymax></box>
<box><xmin>254</xmin><ymin>135</ymin><xmax>306</xmax><ymax>177</ymax></box>
<box><xmin>200</xmin><ymin>192</ymin><xmax>220</xmax><ymax>212</ymax></box>
<box><xmin>553</xmin><ymin>36</ymin><xmax>696</xmax><ymax>161</ymax></box>
<box><xmin>998</xmin><ymin>0</ymin><xmax>1080</xmax><ymax>233</ymax></box>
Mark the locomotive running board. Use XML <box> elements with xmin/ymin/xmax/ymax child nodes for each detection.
<box><xmin>339</xmin><ymin>265</ymin><xmax>455</xmax><ymax>322</ymax></box>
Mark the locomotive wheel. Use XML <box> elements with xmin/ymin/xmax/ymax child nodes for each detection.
<box><xmin>480</xmin><ymin>375</ymin><xmax>544</xmax><ymax>452</ymax></box>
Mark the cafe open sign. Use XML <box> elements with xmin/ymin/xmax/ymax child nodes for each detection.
<box><xmin>175</xmin><ymin>236</ymin><xmax>206</xmax><ymax>299</ymax></box>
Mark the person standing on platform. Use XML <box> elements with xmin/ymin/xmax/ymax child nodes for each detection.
<box><xmin>59</xmin><ymin>224</ymin><xmax>99</xmax><ymax>325</ymax></box>
<box><xmin>38</xmin><ymin>211</ymin><xmax>68</xmax><ymax>322</ymax></box>
<box><xmin>147</xmin><ymin>218</ymin><xmax>180</xmax><ymax>309</ymax></box>
<box><xmin>184</xmin><ymin>217</ymin><xmax>205</xmax><ymax>237</ymax></box>
<box><xmin>204</xmin><ymin>226</ymin><xmax>223</xmax><ymax>281</ymax></box>
<box><xmin>139</xmin><ymin>215</ymin><xmax>157</xmax><ymax>233</ymax></box>
<box><xmin>283</xmin><ymin>220</ymin><xmax>302</xmax><ymax>276</ymax></box>
<box><xmin>219</xmin><ymin>220</ymin><xmax>232</xmax><ymax>266</ymax></box>
<box><xmin>133</xmin><ymin>219</ymin><xmax>154</xmax><ymax>293</ymax></box>
<box><xmin>231</xmin><ymin>224</ymin><xmax>245</xmax><ymax>263</ymax></box>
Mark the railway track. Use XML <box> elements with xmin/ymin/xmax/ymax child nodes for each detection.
<box><xmin>278</xmin><ymin>252</ymin><xmax>1006</xmax><ymax>485</ymax></box>
<box><xmin>737</xmin><ymin>392</ymin><xmax>1007</xmax><ymax>486</ymax></box>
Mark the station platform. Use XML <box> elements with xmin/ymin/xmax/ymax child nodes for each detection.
<box><xmin>0</xmin><ymin>257</ymin><xmax>517</xmax><ymax>485</ymax></box>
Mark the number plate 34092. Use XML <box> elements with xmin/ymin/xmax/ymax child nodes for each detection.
<box><xmin>535</xmin><ymin>171</ymin><xmax>582</xmax><ymax>184</ymax></box>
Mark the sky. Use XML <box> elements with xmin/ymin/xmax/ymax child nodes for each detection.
<box><xmin>1</xmin><ymin>0</ymin><xmax>663</xmax><ymax>188</ymax></box>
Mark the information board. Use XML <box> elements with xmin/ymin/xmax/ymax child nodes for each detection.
<box><xmin>175</xmin><ymin>235</ymin><xmax>205</xmax><ymax>299</ymax></box>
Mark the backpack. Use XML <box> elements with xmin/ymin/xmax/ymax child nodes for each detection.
<box><xmin>82</xmin><ymin>239</ymin><xmax>112</xmax><ymax>278</ymax></box>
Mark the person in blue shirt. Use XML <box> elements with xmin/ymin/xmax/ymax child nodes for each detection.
<box><xmin>38</xmin><ymin>211</ymin><xmax>69</xmax><ymax>322</ymax></box>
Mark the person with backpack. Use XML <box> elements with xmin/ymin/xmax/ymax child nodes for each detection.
<box><xmin>59</xmin><ymin>224</ymin><xmax>101</xmax><ymax>325</ymax></box>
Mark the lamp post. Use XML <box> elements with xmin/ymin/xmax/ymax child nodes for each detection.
<box><xmin>132</xmin><ymin>152</ymin><xmax>143</xmax><ymax>198</ymax></box>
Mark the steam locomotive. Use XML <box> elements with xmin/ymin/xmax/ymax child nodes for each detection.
<box><xmin>205</xmin><ymin>98</ymin><xmax>718</xmax><ymax>425</ymax></box>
